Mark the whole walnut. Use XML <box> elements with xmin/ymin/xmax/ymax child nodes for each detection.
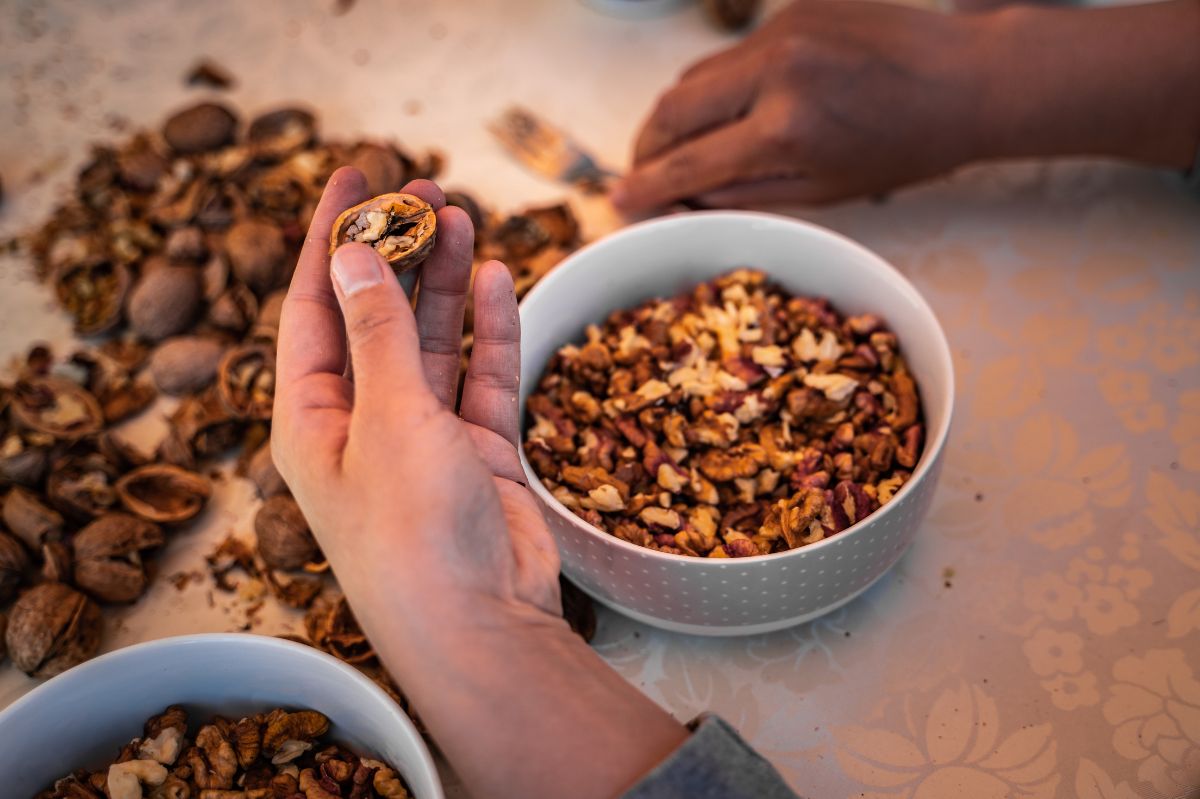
<box><xmin>245</xmin><ymin>441</ymin><xmax>288</xmax><ymax>499</ymax></box>
<box><xmin>6</xmin><ymin>582</ymin><xmax>102</xmax><ymax>678</ymax></box>
<box><xmin>127</xmin><ymin>265</ymin><xmax>202</xmax><ymax>341</ymax></box>
<box><xmin>162</xmin><ymin>102</ymin><xmax>238</xmax><ymax>154</ymax></box>
<box><xmin>72</xmin><ymin>512</ymin><xmax>165</xmax><ymax>604</ymax></box>
<box><xmin>0</xmin><ymin>530</ymin><xmax>28</xmax><ymax>602</ymax></box>
<box><xmin>254</xmin><ymin>495</ymin><xmax>319</xmax><ymax>570</ymax></box>
<box><xmin>349</xmin><ymin>143</ymin><xmax>404</xmax><ymax>197</ymax></box>
<box><xmin>148</xmin><ymin>335</ymin><xmax>226</xmax><ymax>395</ymax></box>
<box><xmin>225</xmin><ymin>219</ymin><xmax>286</xmax><ymax>295</ymax></box>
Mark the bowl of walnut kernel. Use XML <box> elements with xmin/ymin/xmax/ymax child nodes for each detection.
<box><xmin>519</xmin><ymin>211</ymin><xmax>953</xmax><ymax>635</ymax></box>
<box><xmin>0</xmin><ymin>633</ymin><xmax>443</xmax><ymax>798</ymax></box>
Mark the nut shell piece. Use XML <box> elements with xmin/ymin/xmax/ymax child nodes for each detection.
<box><xmin>162</xmin><ymin>102</ymin><xmax>238</xmax><ymax>154</ymax></box>
<box><xmin>72</xmin><ymin>512</ymin><xmax>165</xmax><ymax>603</ymax></box>
<box><xmin>5</xmin><ymin>582</ymin><xmax>102</xmax><ymax>677</ymax></box>
<box><xmin>254</xmin><ymin>495</ymin><xmax>318</xmax><ymax>570</ymax></box>
<box><xmin>329</xmin><ymin>193</ymin><xmax>436</xmax><ymax>273</ymax></box>
<box><xmin>116</xmin><ymin>463</ymin><xmax>212</xmax><ymax>523</ymax></box>
<box><xmin>10</xmin><ymin>377</ymin><xmax>104</xmax><ymax>440</ymax></box>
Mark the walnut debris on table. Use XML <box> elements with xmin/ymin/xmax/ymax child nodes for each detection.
<box><xmin>524</xmin><ymin>269</ymin><xmax>925</xmax><ymax>558</ymax></box>
<box><xmin>35</xmin><ymin>705</ymin><xmax>413</xmax><ymax>799</ymax></box>
<box><xmin>3</xmin><ymin>93</ymin><xmax>593</xmax><ymax>680</ymax></box>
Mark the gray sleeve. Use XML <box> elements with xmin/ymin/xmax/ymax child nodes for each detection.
<box><xmin>620</xmin><ymin>714</ymin><xmax>800</xmax><ymax>799</ymax></box>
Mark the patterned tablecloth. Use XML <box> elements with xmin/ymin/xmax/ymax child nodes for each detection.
<box><xmin>2</xmin><ymin>1</ymin><xmax>1198</xmax><ymax>796</ymax></box>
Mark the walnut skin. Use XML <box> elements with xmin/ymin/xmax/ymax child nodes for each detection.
<box><xmin>329</xmin><ymin>193</ymin><xmax>436</xmax><ymax>273</ymax></box>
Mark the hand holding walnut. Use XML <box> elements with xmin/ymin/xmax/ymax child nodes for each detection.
<box><xmin>272</xmin><ymin>167</ymin><xmax>686</xmax><ymax>799</ymax></box>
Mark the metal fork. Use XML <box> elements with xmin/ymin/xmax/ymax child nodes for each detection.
<box><xmin>488</xmin><ymin>106</ymin><xmax>616</xmax><ymax>192</ymax></box>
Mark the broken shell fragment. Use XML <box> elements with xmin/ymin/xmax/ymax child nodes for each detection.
<box><xmin>10</xmin><ymin>377</ymin><xmax>104</xmax><ymax>440</ymax></box>
<box><xmin>5</xmin><ymin>582</ymin><xmax>102</xmax><ymax>678</ymax></box>
<box><xmin>72</xmin><ymin>512</ymin><xmax>165</xmax><ymax>603</ymax></box>
<box><xmin>116</xmin><ymin>464</ymin><xmax>212</xmax><ymax>524</ymax></box>
<box><xmin>46</xmin><ymin>451</ymin><xmax>120</xmax><ymax>521</ymax></box>
<box><xmin>2</xmin><ymin>486</ymin><xmax>64</xmax><ymax>550</ymax></box>
<box><xmin>217</xmin><ymin>344</ymin><xmax>275</xmax><ymax>420</ymax></box>
<box><xmin>53</xmin><ymin>260</ymin><xmax>131</xmax><ymax>336</ymax></box>
<box><xmin>248</xmin><ymin>107</ymin><xmax>317</xmax><ymax>160</ymax></box>
<box><xmin>0</xmin><ymin>531</ymin><xmax>28</xmax><ymax>603</ymax></box>
<box><xmin>329</xmin><ymin>193</ymin><xmax>436</xmax><ymax>273</ymax></box>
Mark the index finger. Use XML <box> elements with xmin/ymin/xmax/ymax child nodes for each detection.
<box><xmin>276</xmin><ymin>166</ymin><xmax>370</xmax><ymax>390</ymax></box>
<box><xmin>613</xmin><ymin>117</ymin><xmax>762</xmax><ymax>213</ymax></box>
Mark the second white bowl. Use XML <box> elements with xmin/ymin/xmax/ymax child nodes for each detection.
<box><xmin>0</xmin><ymin>633</ymin><xmax>443</xmax><ymax>798</ymax></box>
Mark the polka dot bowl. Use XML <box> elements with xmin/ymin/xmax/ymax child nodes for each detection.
<box><xmin>518</xmin><ymin>211</ymin><xmax>954</xmax><ymax>636</ymax></box>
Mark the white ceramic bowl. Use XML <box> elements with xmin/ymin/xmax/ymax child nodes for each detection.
<box><xmin>0</xmin><ymin>634</ymin><xmax>443</xmax><ymax>798</ymax></box>
<box><xmin>519</xmin><ymin>211</ymin><xmax>953</xmax><ymax>636</ymax></box>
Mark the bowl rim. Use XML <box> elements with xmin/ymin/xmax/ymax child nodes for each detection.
<box><xmin>518</xmin><ymin>209</ymin><xmax>955</xmax><ymax>565</ymax></box>
<box><xmin>0</xmin><ymin>632</ymin><xmax>442</xmax><ymax>795</ymax></box>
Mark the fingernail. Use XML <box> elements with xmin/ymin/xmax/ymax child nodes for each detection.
<box><xmin>331</xmin><ymin>246</ymin><xmax>383</xmax><ymax>297</ymax></box>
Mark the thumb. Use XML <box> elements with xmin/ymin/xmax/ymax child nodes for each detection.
<box><xmin>330</xmin><ymin>242</ymin><xmax>426</xmax><ymax>406</ymax></box>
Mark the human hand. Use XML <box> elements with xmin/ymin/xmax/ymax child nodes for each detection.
<box><xmin>272</xmin><ymin>167</ymin><xmax>562</xmax><ymax>641</ymax></box>
<box><xmin>613</xmin><ymin>0</ymin><xmax>987</xmax><ymax>209</ymax></box>
<box><xmin>272</xmin><ymin>168</ymin><xmax>687</xmax><ymax>799</ymax></box>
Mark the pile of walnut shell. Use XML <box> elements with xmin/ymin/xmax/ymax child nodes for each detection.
<box><xmin>37</xmin><ymin>705</ymin><xmax>411</xmax><ymax>799</ymax></box>
<box><xmin>5</xmin><ymin>98</ymin><xmax>587</xmax><ymax>681</ymax></box>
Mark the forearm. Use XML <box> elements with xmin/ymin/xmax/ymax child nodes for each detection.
<box><xmin>365</xmin><ymin>597</ymin><xmax>688</xmax><ymax>799</ymax></box>
<box><xmin>974</xmin><ymin>0</ymin><xmax>1200</xmax><ymax>168</ymax></box>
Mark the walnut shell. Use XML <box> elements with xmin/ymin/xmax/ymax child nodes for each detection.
<box><xmin>162</xmin><ymin>102</ymin><xmax>238</xmax><ymax>154</ymax></box>
<box><xmin>254</xmin><ymin>495</ymin><xmax>318</xmax><ymax>571</ymax></box>
<box><xmin>208</xmin><ymin>283</ymin><xmax>258</xmax><ymax>332</ymax></box>
<box><xmin>40</xmin><ymin>540</ymin><xmax>72</xmax><ymax>583</ymax></box>
<box><xmin>3</xmin><ymin>486</ymin><xmax>64</xmax><ymax>550</ymax></box>
<box><xmin>329</xmin><ymin>193</ymin><xmax>436</xmax><ymax>274</ymax></box>
<box><xmin>217</xmin><ymin>344</ymin><xmax>275</xmax><ymax>421</ymax></box>
<box><xmin>116</xmin><ymin>464</ymin><xmax>212</xmax><ymax>524</ymax></box>
<box><xmin>72</xmin><ymin>512</ymin><xmax>164</xmax><ymax>603</ymax></box>
<box><xmin>0</xmin><ymin>530</ymin><xmax>28</xmax><ymax>603</ymax></box>
<box><xmin>5</xmin><ymin>582</ymin><xmax>102</xmax><ymax>677</ymax></box>
<box><xmin>245</xmin><ymin>440</ymin><xmax>288</xmax><ymax>498</ymax></box>
<box><xmin>148</xmin><ymin>336</ymin><xmax>226</xmax><ymax>395</ymax></box>
<box><xmin>164</xmin><ymin>388</ymin><xmax>240</xmax><ymax>462</ymax></box>
<box><xmin>0</xmin><ymin>439</ymin><xmax>50</xmax><ymax>487</ymax></box>
<box><xmin>46</xmin><ymin>451</ymin><xmax>120</xmax><ymax>521</ymax></box>
<box><xmin>444</xmin><ymin>190</ymin><xmax>486</xmax><ymax>231</ymax></box>
<box><xmin>164</xmin><ymin>226</ymin><xmax>209</xmax><ymax>262</ymax></box>
<box><xmin>10</xmin><ymin>377</ymin><xmax>104</xmax><ymax>440</ymax></box>
<box><xmin>247</xmin><ymin>107</ymin><xmax>317</xmax><ymax>160</ymax></box>
<box><xmin>225</xmin><ymin>218</ymin><xmax>286</xmax><ymax>295</ymax></box>
<box><xmin>249</xmin><ymin>289</ymin><xmax>287</xmax><ymax>343</ymax></box>
<box><xmin>53</xmin><ymin>260</ymin><xmax>131</xmax><ymax>336</ymax></box>
<box><xmin>126</xmin><ymin>265</ymin><xmax>203</xmax><ymax>342</ymax></box>
<box><xmin>348</xmin><ymin>143</ymin><xmax>404</xmax><ymax>197</ymax></box>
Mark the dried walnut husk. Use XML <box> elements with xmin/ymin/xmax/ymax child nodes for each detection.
<box><xmin>330</xmin><ymin>193</ymin><xmax>436</xmax><ymax>273</ymax></box>
<box><xmin>5</xmin><ymin>582</ymin><xmax>102</xmax><ymax>678</ymax></box>
<box><xmin>11</xmin><ymin>377</ymin><xmax>104</xmax><ymax>440</ymax></box>
<box><xmin>116</xmin><ymin>463</ymin><xmax>212</xmax><ymax>524</ymax></box>
<box><xmin>0</xmin><ymin>530</ymin><xmax>28</xmax><ymax>602</ymax></box>
<box><xmin>72</xmin><ymin>512</ymin><xmax>165</xmax><ymax>603</ymax></box>
<box><xmin>255</xmin><ymin>495</ymin><xmax>319</xmax><ymax>570</ymax></box>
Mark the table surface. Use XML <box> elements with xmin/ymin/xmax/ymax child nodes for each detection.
<box><xmin>3</xmin><ymin>1</ymin><xmax>1200</xmax><ymax>797</ymax></box>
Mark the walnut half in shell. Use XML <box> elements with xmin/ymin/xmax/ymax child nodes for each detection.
<box><xmin>329</xmin><ymin>193</ymin><xmax>436</xmax><ymax>273</ymax></box>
